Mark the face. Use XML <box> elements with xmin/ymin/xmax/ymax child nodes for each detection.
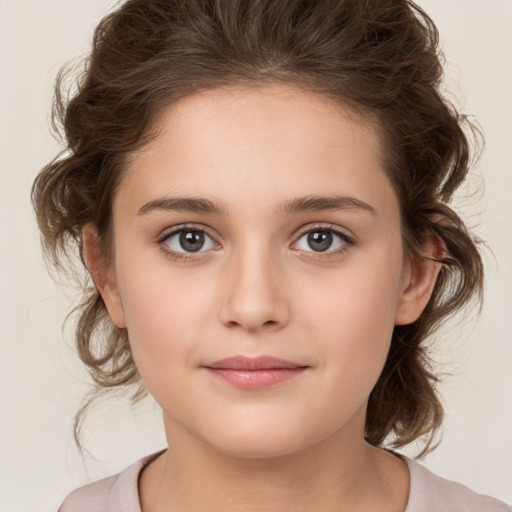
<box><xmin>92</xmin><ymin>84</ymin><xmax>437</xmax><ymax>458</ymax></box>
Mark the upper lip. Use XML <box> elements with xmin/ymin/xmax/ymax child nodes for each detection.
<box><xmin>204</xmin><ymin>356</ymin><xmax>307</xmax><ymax>370</ymax></box>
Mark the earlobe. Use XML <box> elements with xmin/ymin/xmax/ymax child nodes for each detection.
<box><xmin>82</xmin><ymin>224</ymin><xmax>127</xmax><ymax>329</ymax></box>
<box><xmin>394</xmin><ymin>234</ymin><xmax>446</xmax><ymax>326</ymax></box>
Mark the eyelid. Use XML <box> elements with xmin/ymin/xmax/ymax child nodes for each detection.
<box><xmin>156</xmin><ymin>223</ymin><xmax>218</xmax><ymax>244</ymax></box>
<box><xmin>290</xmin><ymin>223</ymin><xmax>355</xmax><ymax>259</ymax></box>
<box><xmin>157</xmin><ymin>223</ymin><xmax>220</xmax><ymax>261</ymax></box>
<box><xmin>294</xmin><ymin>223</ymin><xmax>354</xmax><ymax>241</ymax></box>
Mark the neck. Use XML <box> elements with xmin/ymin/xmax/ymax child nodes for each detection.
<box><xmin>139</xmin><ymin>415</ymin><xmax>409</xmax><ymax>512</ymax></box>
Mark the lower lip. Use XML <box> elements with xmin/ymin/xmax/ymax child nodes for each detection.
<box><xmin>204</xmin><ymin>368</ymin><xmax>307</xmax><ymax>389</ymax></box>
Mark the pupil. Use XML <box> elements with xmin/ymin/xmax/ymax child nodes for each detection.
<box><xmin>308</xmin><ymin>230</ymin><xmax>332</xmax><ymax>252</ymax></box>
<box><xmin>180</xmin><ymin>230</ymin><xmax>204</xmax><ymax>252</ymax></box>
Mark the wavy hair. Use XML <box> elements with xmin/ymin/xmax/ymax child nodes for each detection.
<box><xmin>32</xmin><ymin>0</ymin><xmax>484</xmax><ymax>455</ymax></box>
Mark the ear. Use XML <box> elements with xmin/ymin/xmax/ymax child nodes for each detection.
<box><xmin>82</xmin><ymin>224</ymin><xmax>127</xmax><ymax>329</ymax></box>
<box><xmin>394</xmin><ymin>232</ymin><xmax>446</xmax><ymax>326</ymax></box>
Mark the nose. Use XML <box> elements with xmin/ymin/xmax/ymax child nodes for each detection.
<box><xmin>218</xmin><ymin>243</ymin><xmax>290</xmax><ymax>333</ymax></box>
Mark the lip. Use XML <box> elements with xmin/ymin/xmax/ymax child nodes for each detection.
<box><xmin>203</xmin><ymin>356</ymin><xmax>309</xmax><ymax>389</ymax></box>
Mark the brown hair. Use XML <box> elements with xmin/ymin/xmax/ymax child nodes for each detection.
<box><xmin>32</xmin><ymin>0</ymin><xmax>484</xmax><ymax>455</ymax></box>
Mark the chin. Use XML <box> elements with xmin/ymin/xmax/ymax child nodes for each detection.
<box><xmin>198</xmin><ymin>419</ymin><xmax>325</xmax><ymax>460</ymax></box>
<box><xmin>212</xmin><ymin>437</ymin><xmax>304</xmax><ymax>460</ymax></box>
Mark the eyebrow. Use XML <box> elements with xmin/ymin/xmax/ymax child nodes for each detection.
<box><xmin>138</xmin><ymin>197</ymin><xmax>228</xmax><ymax>216</ymax></box>
<box><xmin>277</xmin><ymin>195</ymin><xmax>376</xmax><ymax>216</ymax></box>
<box><xmin>137</xmin><ymin>195</ymin><xmax>376</xmax><ymax>217</ymax></box>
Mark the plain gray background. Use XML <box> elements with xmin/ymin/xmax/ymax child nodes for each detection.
<box><xmin>1</xmin><ymin>1</ymin><xmax>511</xmax><ymax>510</ymax></box>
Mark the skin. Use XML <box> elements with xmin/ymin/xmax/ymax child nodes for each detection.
<box><xmin>84</xmin><ymin>83</ymin><xmax>442</xmax><ymax>511</ymax></box>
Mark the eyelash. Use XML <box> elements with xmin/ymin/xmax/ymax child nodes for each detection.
<box><xmin>157</xmin><ymin>223</ymin><xmax>355</xmax><ymax>262</ymax></box>
<box><xmin>293</xmin><ymin>224</ymin><xmax>355</xmax><ymax>261</ymax></box>
<box><xmin>157</xmin><ymin>224</ymin><xmax>218</xmax><ymax>263</ymax></box>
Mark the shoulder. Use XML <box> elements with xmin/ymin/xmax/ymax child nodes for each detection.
<box><xmin>403</xmin><ymin>456</ymin><xmax>511</xmax><ymax>512</ymax></box>
<box><xmin>58</xmin><ymin>472</ymin><xmax>119</xmax><ymax>512</ymax></box>
<box><xmin>58</xmin><ymin>450</ymin><xmax>165</xmax><ymax>512</ymax></box>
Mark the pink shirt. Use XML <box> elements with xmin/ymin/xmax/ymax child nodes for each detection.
<box><xmin>59</xmin><ymin>451</ymin><xmax>511</xmax><ymax>511</ymax></box>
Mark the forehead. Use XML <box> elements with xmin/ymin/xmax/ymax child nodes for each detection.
<box><xmin>146</xmin><ymin>84</ymin><xmax>381</xmax><ymax>165</ymax></box>
<box><xmin>117</xmin><ymin>84</ymin><xmax>398</xmax><ymax>222</ymax></box>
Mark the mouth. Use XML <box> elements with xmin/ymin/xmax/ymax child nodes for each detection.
<box><xmin>202</xmin><ymin>356</ymin><xmax>310</xmax><ymax>389</ymax></box>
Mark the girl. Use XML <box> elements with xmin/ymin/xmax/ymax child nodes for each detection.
<box><xmin>31</xmin><ymin>0</ymin><xmax>511</xmax><ymax>510</ymax></box>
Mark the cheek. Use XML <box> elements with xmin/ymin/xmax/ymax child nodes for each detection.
<box><xmin>295</xmin><ymin>248</ymin><xmax>404</xmax><ymax>383</ymax></box>
<box><xmin>113</xmin><ymin>258</ymin><xmax>217</xmax><ymax>386</ymax></box>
